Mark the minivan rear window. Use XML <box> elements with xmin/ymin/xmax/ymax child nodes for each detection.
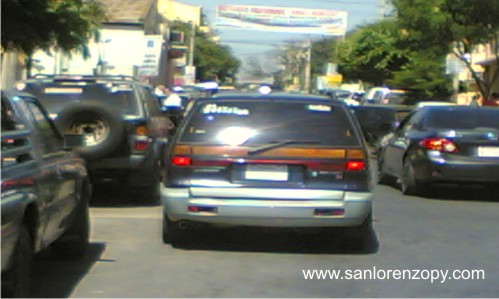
<box><xmin>180</xmin><ymin>100</ymin><xmax>360</xmax><ymax>146</ymax></box>
<box><xmin>23</xmin><ymin>83</ymin><xmax>139</xmax><ymax>115</ymax></box>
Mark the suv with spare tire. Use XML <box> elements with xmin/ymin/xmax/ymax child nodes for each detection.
<box><xmin>17</xmin><ymin>75</ymin><xmax>174</xmax><ymax>201</ymax></box>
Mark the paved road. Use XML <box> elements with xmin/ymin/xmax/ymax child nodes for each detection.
<box><xmin>31</xmin><ymin>183</ymin><xmax>499</xmax><ymax>297</ymax></box>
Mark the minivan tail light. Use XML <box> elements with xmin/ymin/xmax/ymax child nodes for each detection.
<box><xmin>172</xmin><ymin>156</ymin><xmax>192</xmax><ymax>166</ymax></box>
<box><xmin>420</xmin><ymin>138</ymin><xmax>458</xmax><ymax>153</ymax></box>
<box><xmin>345</xmin><ymin>161</ymin><xmax>365</xmax><ymax>171</ymax></box>
<box><xmin>134</xmin><ymin>140</ymin><xmax>149</xmax><ymax>151</ymax></box>
<box><xmin>135</xmin><ymin>125</ymin><xmax>149</xmax><ymax>136</ymax></box>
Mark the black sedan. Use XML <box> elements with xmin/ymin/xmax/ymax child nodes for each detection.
<box><xmin>351</xmin><ymin>105</ymin><xmax>412</xmax><ymax>154</ymax></box>
<box><xmin>378</xmin><ymin>106</ymin><xmax>499</xmax><ymax>195</ymax></box>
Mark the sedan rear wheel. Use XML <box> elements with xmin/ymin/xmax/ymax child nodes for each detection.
<box><xmin>401</xmin><ymin>159</ymin><xmax>427</xmax><ymax>196</ymax></box>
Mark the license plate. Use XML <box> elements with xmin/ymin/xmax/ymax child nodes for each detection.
<box><xmin>477</xmin><ymin>146</ymin><xmax>499</xmax><ymax>157</ymax></box>
<box><xmin>244</xmin><ymin>164</ymin><xmax>289</xmax><ymax>181</ymax></box>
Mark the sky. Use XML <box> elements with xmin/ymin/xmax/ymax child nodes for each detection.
<box><xmin>177</xmin><ymin>0</ymin><xmax>384</xmax><ymax>76</ymax></box>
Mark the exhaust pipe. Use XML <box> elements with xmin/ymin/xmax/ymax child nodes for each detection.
<box><xmin>178</xmin><ymin>221</ymin><xmax>189</xmax><ymax>229</ymax></box>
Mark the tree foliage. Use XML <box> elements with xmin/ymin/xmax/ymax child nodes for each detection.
<box><xmin>392</xmin><ymin>0</ymin><xmax>499</xmax><ymax>96</ymax></box>
<box><xmin>169</xmin><ymin>20</ymin><xmax>240</xmax><ymax>84</ymax></box>
<box><xmin>336</xmin><ymin>19</ymin><xmax>410</xmax><ymax>86</ymax></box>
<box><xmin>310</xmin><ymin>38</ymin><xmax>338</xmax><ymax>75</ymax></box>
<box><xmin>274</xmin><ymin>43</ymin><xmax>308</xmax><ymax>88</ymax></box>
<box><xmin>194</xmin><ymin>37</ymin><xmax>240</xmax><ymax>83</ymax></box>
<box><xmin>194</xmin><ymin>36</ymin><xmax>240</xmax><ymax>84</ymax></box>
<box><xmin>1</xmin><ymin>0</ymin><xmax>105</xmax><ymax>56</ymax></box>
<box><xmin>389</xmin><ymin>51</ymin><xmax>453</xmax><ymax>99</ymax></box>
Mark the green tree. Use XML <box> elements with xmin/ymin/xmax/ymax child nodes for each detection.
<box><xmin>335</xmin><ymin>17</ymin><xmax>452</xmax><ymax>98</ymax></box>
<box><xmin>2</xmin><ymin>0</ymin><xmax>104</xmax><ymax>54</ymax></box>
<box><xmin>392</xmin><ymin>0</ymin><xmax>499</xmax><ymax>97</ymax></box>
<box><xmin>336</xmin><ymin>19</ymin><xmax>409</xmax><ymax>85</ymax></box>
<box><xmin>388</xmin><ymin>51</ymin><xmax>453</xmax><ymax>99</ymax></box>
<box><xmin>311</xmin><ymin>38</ymin><xmax>339</xmax><ymax>75</ymax></box>
<box><xmin>2</xmin><ymin>0</ymin><xmax>105</xmax><ymax>75</ymax></box>
<box><xmin>170</xmin><ymin>20</ymin><xmax>240</xmax><ymax>84</ymax></box>
<box><xmin>194</xmin><ymin>36</ymin><xmax>240</xmax><ymax>83</ymax></box>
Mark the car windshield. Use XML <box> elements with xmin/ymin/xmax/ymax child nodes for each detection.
<box><xmin>425</xmin><ymin>109</ymin><xmax>499</xmax><ymax>130</ymax></box>
<box><xmin>23</xmin><ymin>83</ymin><xmax>140</xmax><ymax>115</ymax></box>
<box><xmin>180</xmin><ymin>100</ymin><xmax>359</xmax><ymax>146</ymax></box>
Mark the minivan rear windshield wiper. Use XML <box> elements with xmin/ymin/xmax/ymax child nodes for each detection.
<box><xmin>247</xmin><ymin>140</ymin><xmax>322</xmax><ymax>156</ymax></box>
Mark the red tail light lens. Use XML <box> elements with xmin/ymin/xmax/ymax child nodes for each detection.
<box><xmin>134</xmin><ymin>140</ymin><xmax>149</xmax><ymax>151</ymax></box>
<box><xmin>419</xmin><ymin>138</ymin><xmax>458</xmax><ymax>153</ymax></box>
<box><xmin>171</xmin><ymin>156</ymin><xmax>192</xmax><ymax>166</ymax></box>
<box><xmin>1</xmin><ymin>179</ymin><xmax>35</xmax><ymax>189</ymax></box>
<box><xmin>345</xmin><ymin>161</ymin><xmax>365</xmax><ymax>171</ymax></box>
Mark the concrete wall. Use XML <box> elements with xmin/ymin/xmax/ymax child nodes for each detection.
<box><xmin>1</xmin><ymin>51</ymin><xmax>24</xmax><ymax>89</ymax></box>
<box><xmin>158</xmin><ymin>0</ymin><xmax>201</xmax><ymax>25</ymax></box>
<box><xmin>29</xmin><ymin>26</ymin><xmax>151</xmax><ymax>77</ymax></box>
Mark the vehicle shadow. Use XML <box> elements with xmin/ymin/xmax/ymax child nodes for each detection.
<box><xmin>90</xmin><ymin>183</ymin><xmax>161</xmax><ymax>207</ymax></box>
<box><xmin>423</xmin><ymin>184</ymin><xmax>499</xmax><ymax>202</ymax></box>
<box><xmin>169</xmin><ymin>226</ymin><xmax>380</xmax><ymax>255</ymax></box>
<box><xmin>30</xmin><ymin>242</ymin><xmax>107</xmax><ymax>298</ymax></box>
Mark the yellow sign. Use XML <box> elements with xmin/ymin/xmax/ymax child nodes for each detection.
<box><xmin>326</xmin><ymin>74</ymin><xmax>343</xmax><ymax>85</ymax></box>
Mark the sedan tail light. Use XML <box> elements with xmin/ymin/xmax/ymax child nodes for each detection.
<box><xmin>171</xmin><ymin>156</ymin><xmax>192</xmax><ymax>166</ymax></box>
<box><xmin>419</xmin><ymin>138</ymin><xmax>458</xmax><ymax>153</ymax></box>
<box><xmin>1</xmin><ymin>178</ymin><xmax>35</xmax><ymax>189</ymax></box>
<box><xmin>345</xmin><ymin>161</ymin><xmax>366</xmax><ymax>171</ymax></box>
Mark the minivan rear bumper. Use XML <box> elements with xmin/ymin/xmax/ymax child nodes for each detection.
<box><xmin>161</xmin><ymin>185</ymin><xmax>372</xmax><ymax>227</ymax></box>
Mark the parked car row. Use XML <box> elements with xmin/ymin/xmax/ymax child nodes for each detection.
<box><xmin>2</xmin><ymin>90</ymin><xmax>91</xmax><ymax>297</ymax></box>
<box><xmin>3</xmin><ymin>81</ymin><xmax>498</xmax><ymax>297</ymax></box>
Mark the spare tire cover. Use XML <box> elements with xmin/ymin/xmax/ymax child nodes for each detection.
<box><xmin>56</xmin><ymin>101</ymin><xmax>125</xmax><ymax>160</ymax></box>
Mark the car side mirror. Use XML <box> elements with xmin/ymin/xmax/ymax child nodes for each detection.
<box><xmin>63</xmin><ymin>134</ymin><xmax>86</xmax><ymax>149</ymax></box>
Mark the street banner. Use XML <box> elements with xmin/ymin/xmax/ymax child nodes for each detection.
<box><xmin>216</xmin><ymin>5</ymin><xmax>347</xmax><ymax>36</ymax></box>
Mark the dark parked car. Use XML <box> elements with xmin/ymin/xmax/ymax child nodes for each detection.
<box><xmin>320</xmin><ymin>88</ymin><xmax>352</xmax><ymax>101</ymax></box>
<box><xmin>160</xmin><ymin>92</ymin><xmax>374</xmax><ymax>250</ymax></box>
<box><xmin>352</xmin><ymin>105</ymin><xmax>412</xmax><ymax>154</ymax></box>
<box><xmin>17</xmin><ymin>75</ymin><xmax>174</xmax><ymax>201</ymax></box>
<box><xmin>1</xmin><ymin>90</ymin><xmax>91</xmax><ymax>297</ymax></box>
<box><xmin>378</xmin><ymin>106</ymin><xmax>499</xmax><ymax>195</ymax></box>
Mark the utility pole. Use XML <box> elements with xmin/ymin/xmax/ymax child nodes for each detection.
<box><xmin>188</xmin><ymin>21</ymin><xmax>195</xmax><ymax>67</ymax></box>
<box><xmin>185</xmin><ymin>21</ymin><xmax>196</xmax><ymax>85</ymax></box>
<box><xmin>304</xmin><ymin>37</ymin><xmax>312</xmax><ymax>93</ymax></box>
